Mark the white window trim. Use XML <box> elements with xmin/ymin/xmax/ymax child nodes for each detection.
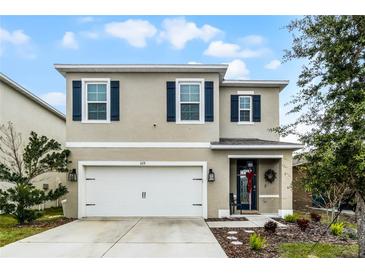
<box><xmin>238</xmin><ymin>95</ymin><xmax>253</xmax><ymax>125</ymax></box>
<box><xmin>176</xmin><ymin>78</ymin><xmax>205</xmax><ymax>124</ymax></box>
<box><xmin>81</xmin><ymin>78</ymin><xmax>111</xmax><ymax>123</ymax></box>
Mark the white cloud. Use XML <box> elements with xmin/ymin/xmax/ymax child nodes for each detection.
<box><xmin>40</xmin><ymin>92</ymin><xmax>66</xmax><ymax>107</ymax></box>
<box><xmin>0</xmin><ymin>27</ymin><xmax>30</xmax><ymax>45</ymax></box>
<box><xmin>61</xmin><ymin>32</ymin><xmax>79</xmax><ymax>49</ymax></box>
<box><xmin>265</xmin><ymin>59</ymin><xmax>281</xmax><ymax>70</ymax></box>
<box><xmin>78</xmin><ymin>16</ymin><xmax>94</xmax><ymax>23</ymax></box>
<box><xmin>0</xmin><ymin>27</ymin><xmax>35</xmax><ymax>58</ymax></box>
<box><xmin>105</xmin><ymin>19</ymin><xmax>157</xmax><ymax>48</ymax></box>
<box><xmin>241</xmin><ymin>35</ymin><xmax>265</xmax><ymax>46</ymax></box>
<box><xmin>80</xmin><ymin>31</ymin><xmax>99</xmax><ymax>39</ymax></box>
<box><xmin>225</xmin><ymin>59</ymin><xmax>250</xmax><ymax>80</ymax></box>
<box><xmin>187</xmin><ymin>61</ymin><xmax>202</xmax><ymax>64</ymax></box>
<box><xmin>159</xmin><ymin>18</ymin><xmax>221</xmax><ymax>49</ymax></box>
<box><xmin>204</xmin><ymin>41</ymin><xmax>240</xmax><ymax>57</ymax></box>
<box><xmin>204</xmin><ymin>40</ymin><xmax>268</xmax><ymax>58</ymax></box>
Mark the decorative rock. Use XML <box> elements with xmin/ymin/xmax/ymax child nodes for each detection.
<box><xmin>231</xmin><ymin>241</ymin><xmax>243</xmax><ymax>245</ymax></box>
<box><xmin>244</xmin><ymin>230</ymin><xmax>255</xmax><ymax>233</ymax></box>
<box><xmin>226</xmin><ymin>236</ymin><xmax>237</xmax><ymax>240</ymax></box>
<box><xmin>227</xmin><ymin>231</ymin><xmax>238</xmax><ymax>235</ymax></box>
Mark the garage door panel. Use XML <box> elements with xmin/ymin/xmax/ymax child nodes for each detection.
<box><xmin>84</xmin><ymin>166</ymin><xmax>203</xmax><ymax>217</ymax></box>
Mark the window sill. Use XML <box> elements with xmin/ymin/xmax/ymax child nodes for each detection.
<box><xmin>81</xmin><ymin>120</ymin><xmax>111</xmax><ymax>124</ymax></box>
<box><xmin>237</xmin><ymin>122</ymin><xmax>255</xmax><ymax>125</ymax></box>
<box><xmin>176</xmin><ymin>120</ymin><xmax>205</xmax><ymax>125</ymax></box>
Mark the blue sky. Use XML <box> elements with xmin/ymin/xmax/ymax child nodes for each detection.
<box><xmin>0</xmin><ymin>15</ymin><xmax>302</xmax><ymax>140</ymax></box>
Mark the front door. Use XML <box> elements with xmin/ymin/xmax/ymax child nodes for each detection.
<box><xmin>236</xmin><ymin>159</ymin><xmax>257</xmax><ymax>210</ymax></box>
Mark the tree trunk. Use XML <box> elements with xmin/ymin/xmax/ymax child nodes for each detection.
<box><xmin>356</xmin><ymin>192</ymin><xmax>365</xmax><ymax>258</ymax></box>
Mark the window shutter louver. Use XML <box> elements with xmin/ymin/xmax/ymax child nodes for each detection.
<box><xmin>204</xmin><ymin>81</ymin><xmax>214</xmax><ymax>122</ymax></box>
<box><xmin>72</xmin><ymin>80</ymin><xmax>82</xmax><ymax>121</ymax></box>
<box><xmin>230</xmin><ymin>95</ymin><xmax>239</xmax><ymax>122</ymax></box>
<box><xmin>252</xmin><ymin>95</ymin><xmax>261</xmax><ymax>122</ymax></box>
<box><xmin>110</xmin><ymin>81</ymin><xmax>120</xmax><ymax>121</ymax></box>
<box><xmin>166</xmin><ymin>81</ymin><xmax>176</xmax><ymax>122</ymax></box>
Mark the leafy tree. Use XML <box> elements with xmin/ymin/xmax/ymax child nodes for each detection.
<box><xmin>276</xmin><ymin>16</ymin><xmax>365</xmax><ymax>257</ymax></box>
<box><xmin>0</xmin><ymin>122</ymin><xmax>70</xmax><ymax>224</ymax></box>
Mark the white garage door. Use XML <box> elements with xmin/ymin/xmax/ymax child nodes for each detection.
<box><xmin>83</xmin><ymin>166</ymin><xmax>203</xmax><ymax>217</ymax></box>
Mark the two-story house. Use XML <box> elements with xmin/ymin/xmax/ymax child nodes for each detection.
<box><xmin>55</xmin><ymin>64</ymin><xmax>302</xmax><ymax>219</ymax></box>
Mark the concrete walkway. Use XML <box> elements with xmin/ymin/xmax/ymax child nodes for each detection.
<box><xmin>0</xmin><ymin>218</ymin><xmax>226</xmax><ymax>258</ymax></box>
<box><xmin>207</xmin><ymin>215</ymin><xmax>286</xmax><ymax>228</ymax></box>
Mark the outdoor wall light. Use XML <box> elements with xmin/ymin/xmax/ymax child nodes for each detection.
<box><xmin>208</xmin><ymin>169</ymin><xmax>215</xmax><ymax>182</ymax></box>
<box><xmin>68</xmin><ymin>169</ymin><xmax>78</xmax><ymax>182</ymax></box>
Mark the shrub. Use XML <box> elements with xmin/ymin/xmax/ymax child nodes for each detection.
<box><xmin>330</xmin><ymin>222</ymin><xmax>344</xmax><ymax>236</ymax></box>
<box><xmin>249</xmin><ymin>233</ymin><xmax>266</xmax><ymax>251</ymax></box>
<box><xmin>297</xmin><ymin>218</ymin><xmax>310</xmax><ymax>231</ymax></box>
<box><xmin>284</xmin><ymin>213</ymin><xmax>299</xmax><ymax>223</ymax></box>
<box><xmin>310</xmin><ymin>212</ymin><xmax>321</xmax><ymax>222</ymax></box>
<box><xmin>343</xmin><ymin>227</ymin><xmax>357</xmax><ymax>240</ymax></box>
<box><xmin>264</xmin><ymin>221</ymin><xmax>278</xmax><ymax>233</ymax></box>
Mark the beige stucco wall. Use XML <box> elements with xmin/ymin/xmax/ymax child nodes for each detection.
<box><xmin>219</xmin><ymin>86</ymin><xmax>280</xmax><ymax>141</ymax></box>
<box><xmin>66</xmin><ymin>72</ymin><xmax>221</xmax><ymax>142</ymax></box>
<box><xmin>0</xmin><ymin>81</ymin><xmax>66</xmax><ymax>207</ymax></box>
<box><xmin>64</xmin><ymin>148</ymin><xmax>293</xmax><ymax>218</ymax></box>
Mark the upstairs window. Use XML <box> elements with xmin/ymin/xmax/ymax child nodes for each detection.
<box><xmin>82</xmin><ymin>79</ymin><xmax>110</xmax><ymax>123</ymax></box>
<box><xmin>239</xmin><ymin>96</ymin><xmax>252</xmax><ymax>122</ymax></box>
<box><xmin>176</xmin><ymin>79</ymin><xmax>204</xmax><ymax>123</ymax></box>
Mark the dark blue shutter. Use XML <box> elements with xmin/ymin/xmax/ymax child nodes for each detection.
<box><xmin>72</xmin><ymin>80</ymin><xmax>82</xmax><ymax>121</ymax></box>
<box><xmin>252</xmin><ymin>95</ymin><xmax>261</xmax><ymax>122</ymax></box>
<box><xmin>230</xmin><ymin>95</ymin><xmax>239</xmax><ymax>122</ymax></box>
<box><xmin>166</xmin><ymin>81</ymin><xmax>176</xmax><ymax>122</ymax></box>
<box><xmin>110</xmin><ymin>81</ymin><xmax>120</xmax><ymax>121</ymax></box>
<box><xmin>204</xmin><ymin>81</ymin><xmax>214</xmax><ymax>122</ymax></box>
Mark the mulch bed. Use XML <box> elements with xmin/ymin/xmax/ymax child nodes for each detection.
<box><xmin>15</xmin><ymin>217</ymin><xmax>75</xmax><ymax>229</ymax></box>
<box><xmin>210</xmin><ymin>220</ymin><xmax>356</xmax><ymax>258</ymax></box>
<box><xmin>206</xmin><ymin>217</ymin><xmax>248</xmax><ymax>222</ymax></box>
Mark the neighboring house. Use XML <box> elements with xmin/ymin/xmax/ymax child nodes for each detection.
<box><xmin>0</xmin><ymin>73</ymin><xmax>66</xmax><ymax>208</ymax></box>
<box><xmin>292</xmin><ymin>159</ymin><xmax>356</xmax><ymax>212</ymax></box>
<box><xmin>292</xmin><ymin>159</ymin><xmax>312</xmax><ymax>211</ymax></box>
<box><xmin>55</xmin><ymin>64</ymin><xmax>302</xmax><ymax>219</ymax></box>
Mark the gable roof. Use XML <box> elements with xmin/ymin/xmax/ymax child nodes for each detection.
<box><xmin>0</xmin><ymin>73</ymin><xmax>65</xmax><ymax>121</ymax></box>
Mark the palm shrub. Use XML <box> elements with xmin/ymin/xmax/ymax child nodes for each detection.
<box><xmin>284</xmin><ymin>213</ymin><xmax>299</xmax><ymax>223</ymax></box>
<box><xmin>330</xmin><ymin>222</ymin><xmax>345</xmax><ymax>236</ymax></box>
<box><xmin>0</xmin><ymin>123</ymin><xmax>70</xmax><ymax>224</ymax></box>
<box><xmin>249</xmin><ymin>233</ymin><xmax>266</xmax><ymax>251</ymax></box>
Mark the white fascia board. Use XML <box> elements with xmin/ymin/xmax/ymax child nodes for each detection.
<box><xmin>211</xmin><ymin>144</ymin><xmax>304</xmax><ymax>150</ymax></box>
<box><xmin>66</xmin><ymin>142</ymin><xmax>211</xmax><ymax>148</ymax></box>
<box><xmin>54</xmin><ymin>64</ymin><xmax>228</xmax><ymax>78</ymax></box>
<box><xmin>228</xmin><ymin>155</ymin><xmax>283</xmax><ymax>159</ymax></box>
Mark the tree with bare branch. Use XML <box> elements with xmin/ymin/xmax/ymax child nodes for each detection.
<box><xmin>0</xmin><ymin>122</ymin><xmax>70</xmax><ymax>224</ymax></box>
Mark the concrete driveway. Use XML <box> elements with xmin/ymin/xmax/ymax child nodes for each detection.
<box><xmin>0</xmin><ymin>218</ymin><xmax>226</xmax><ymax>258</ymax></box>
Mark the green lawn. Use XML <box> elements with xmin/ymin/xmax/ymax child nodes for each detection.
<box><xmin>0</xmin><ymin>207</ymin><xmax>67</xmax><ymax>247</ymax></box>
<box><xmin>279</xmin><ymin>242</ymin><xmax>359</xmax><ymax>258</ymax></box>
